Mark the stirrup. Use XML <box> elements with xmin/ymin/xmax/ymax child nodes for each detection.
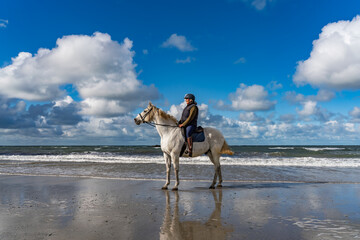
<box><xmin>185</xmin><ymin>149</ymin><xmax>192</xmax><ymax>157</ymax></box>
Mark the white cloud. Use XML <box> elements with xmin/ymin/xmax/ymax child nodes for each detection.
<box><xmin>285</xmin><ymin>89</ymin><xmax>335</xmax><ymax>104</ymax></box>
<box><xmin>267</xmin><ymin>81</ymin><xmax>282</xmax><ymax>91</ymax></box>
<box><xmin>0</xmin><ymin>19</ymin><xmax>8</xmax><ymax>28</ymax></box>
<box><xmin>314</xmin><ymin>89</ymin><xmax>335</xmax><ymax>102</ymax></box>
<box><xmin>168</xmin><ymin>102</ymin><xmax>186</xmax><ymax>120</ymax></box>
<box><xmin>176</xmin><ymin>57</ymin><xmax>195</xmax><ymax>64</ymax></box>
<box><xmin>234</xmin><ymin>57</ymin><xmax>246</xmax><ymax>64</ymax></box>
<box><xmin>349</xmin><ymin>106</ymin><xmax>360</xmax><ymax>120</ymax></box>
<box><xmin>297</xmin><ymin>101</ymin><xmax>317</xmax><ymax>117</ymax></box>
<box><xmin>251</xmin><ymin>0</ymin><xmax>270</xmax><ymax>10</ymax></box>
<box><xmin>0</xmin><ymin>32</ymin><xmax>159</xmax><ymax>116</ymax></box>
<box><xmin>239</xmin><ymin>112</ymin><xmax>263</xmax><ymax>122</ymax></box>
<box><xmin>296</xmin><ymin>100</ymin><xmax>333</xmax><ymax>122</ymax></box>
<box><xmin>162</xmin><ymin>34</ymin><xmax>196</xmax><ymax>52</ymax></box>
<box><xmin>80</xmin><ymin>98</ymin><xmax>129</xmax><ymax>117</ymax></box>
<box><xmin>54</xmin><ymin>96</ymin><xmax>74</xmax><ymax>108</ymax></box>
<box><xmin>229</xmin><ymin>84</ymin><xmax>276</xmax><ymax>111</ymax></box>
<box><xmin>294</xmin><ymin>15</ymin><xmax>360</xmax><ymax>90</ymax></box>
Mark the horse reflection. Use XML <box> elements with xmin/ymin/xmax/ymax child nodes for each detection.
<box><xmin>160</xmin><ymin>190</ymin><xmax>233</xmax><ymax>240</ymax></box>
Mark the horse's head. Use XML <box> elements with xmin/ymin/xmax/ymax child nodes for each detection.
<box><xmin>134</xmin><ymin>102</ymin><xmax>156</xmax><ymax>125</ymax></box>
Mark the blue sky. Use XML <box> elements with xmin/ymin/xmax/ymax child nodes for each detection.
<box><xmin>1</xmin><ymin>0</ymin><xmax>360</xmax><ymax>145</ymax></box>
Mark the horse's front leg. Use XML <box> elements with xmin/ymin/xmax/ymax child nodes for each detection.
<box><xmin>171</xmin><ymin>153</ymin><xmax>180</xmax><ymax>191</ymax></box>
<box><xmin>162</xmin><ymin>153</ymin><xmax>171</xmax><ymax>190</ymax></box>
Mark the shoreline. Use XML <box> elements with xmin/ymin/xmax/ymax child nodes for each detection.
<box><xmin>1</xmin><ymin>175</ymin><xmax>360</xmax><ymax>239</ymax></box>
<box><xmin>1</xmin><ymin>172</ymin><xmax>360</xmax><ymax>184</ymax></box>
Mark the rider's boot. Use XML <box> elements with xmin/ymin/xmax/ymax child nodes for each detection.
<box><xmin>187</xmin><ymin>137</ymin><xmax>193</xmax><ymax>157</ymax></box>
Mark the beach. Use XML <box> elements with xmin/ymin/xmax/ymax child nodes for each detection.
<box><xmin>1</xmin><ymin>175</ymin><xmax>360</xmax><ymax>240</ymax></box>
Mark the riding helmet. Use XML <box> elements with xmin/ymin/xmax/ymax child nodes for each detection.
<box><xmin>184</xmin><ymin>93</ymin><xmax>195</xmax><ymax>101</ymax></box>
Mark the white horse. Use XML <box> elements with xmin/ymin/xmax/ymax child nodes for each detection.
<box><xmin>134</xmin><ymin>102</ymin><xmax>234</xmax><ymax>190</ymax></box>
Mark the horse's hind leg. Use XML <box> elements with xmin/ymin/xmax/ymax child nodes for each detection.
<box><xmin>162</xmin><ymin>153</ymin><xmax>171</xmax><ymax>190</ymax></box>
<box><xmin>217</xmin><ymin>165</ymin><xmax>223</xmax><ymax>188</ymax></box>
<box><xmin>207</xmin><ymin>152</ymin><xmax>220</xmax><ymax>189</ymax></box>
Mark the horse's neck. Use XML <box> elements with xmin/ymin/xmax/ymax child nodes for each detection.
<box><xmin>153</xmin><ymin>114</ymin><xmax>177</xmax><ymax>138</ymax></box>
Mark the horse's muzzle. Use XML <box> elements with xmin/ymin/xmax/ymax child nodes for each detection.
<box><xmin>134</xmin><ymin>118</ymin><xmax>141</xmax><ymax>125</ymax></box>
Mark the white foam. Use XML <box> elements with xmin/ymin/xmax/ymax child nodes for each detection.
<box><xmin>1</xmin><ymin>154</ymin><xmax>360</xmax><ymax>167</ymax></box>
<box><xmin>268</xmin><ymin>147</ymin><xmax>295</xmax><ymax>150</ymax></box>
<box><xmin>304</xmin><ymin>147</ymin><xmax>346</xmax><ymax>151</ymax></box>
<box><xmin>285</xmin><ymin>217</ymin><xmax>360</xmax><ymax>239</ymax></box>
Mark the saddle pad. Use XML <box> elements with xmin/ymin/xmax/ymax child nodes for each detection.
<box><xmin>192</xmin><ymin>131</ymin><xmax>205</xmax><ymax>142</ymax></box>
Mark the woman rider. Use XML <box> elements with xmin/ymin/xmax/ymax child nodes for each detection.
<box><xmin>178</xmin><ymin>93</ymin><xmax>198</xmax><ymax>157</ymax></box>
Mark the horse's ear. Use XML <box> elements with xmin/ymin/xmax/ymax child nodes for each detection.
<box><xmin>149</xmin><ymin>101</ymin><xmax>153</xmax><ymax>107</ymax></box>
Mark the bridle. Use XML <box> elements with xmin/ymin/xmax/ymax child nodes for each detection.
<box><xmin>138</xmin><ymin>106</ymin><xmax>153</xmax><ymax>123</ymax></box>
<box><xmin>138</xmin><ymin>106</ymin><xmax>178</xmax><ymax>128</ymax></box>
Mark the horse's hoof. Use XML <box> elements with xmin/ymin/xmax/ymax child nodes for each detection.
<box><xmin>209</xmin><ymin>186</ymin><xmax>215</xmax><ymax>189</ymax></box>
<box><xmin>161</xmin><ymin>186</ymin><xmax>168</xmax><ymax>190</ymax></box>
<box><xmin>172</xmin><ymin>187</ymin><xmax>178</xmax><ymax>191</ymax></box>
<box><xmin>217</xmin><ymin>184</ymin><xmax>223</xmax><ymax>188</ymax></box>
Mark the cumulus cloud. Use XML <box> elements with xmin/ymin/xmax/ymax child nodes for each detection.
<box><xmin>294</xmin><ymin>15</ymin><xmax>360</xmax><ymax>90</ymax></box>
<box><xmin>162</xmin><ymin>34</ymin><xmax>196</xmax><ymax>52</ymax></box>
<box><xmin>314</xmin><ymin>89</ymin><xmax>336</xmax><ymax>102</ymax></box>
<box><xmin>0</xmin><ymin>98</ymin><xmax>31</xmax><ymax>128</ymax></box>
<box><xmin>297</xmin><ymin>101</ymin><xmax>317</xmax><ymax>117</ymax></box>
<box><xmin>296</xmin><ymin>100</ymin><xmax>333</xmax><ymax>122</ymax></box>
<box><xmin>227</xmin><ymin>84</ymin><xmax>276</xmax><ymax>111</ymax></box>
<box><xmin>239</xmin><ymin>112</ymin><xmax>264</xmax><ymax>122</ymax></box>
<box><xmin>349</xmin><ymin>106</ymin><xmax>360</xmax><ymax>122</ymax></box>
<box><xmin>47</xmin><ymin>96</ymin><xmax>82</xmax><ymax>126</ymax></box>
<box><xmin>0</xmin><ymin>95</ymin><xmax>83</xmax><ymax>141</ymax></box>
<box><xmin>285</xmin><ymin>89</ymin><xmax>335</xmax><ymax>104</ymax></box>
<box><xmin>0</xmin><ymin>32</ymin><xmax>159</xmax><ymax>116</ymax></box>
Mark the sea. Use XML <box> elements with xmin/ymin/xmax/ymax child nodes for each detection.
<box><xmin>1</xmin><ymin>145</ymin><xmax>360</xmax><ymax>183</ymax></box>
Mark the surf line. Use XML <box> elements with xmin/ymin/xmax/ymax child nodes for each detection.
<box><xmin>1</xmin><ymin>172</ymin><xmax>360</xmax><ymax>185</ymax></box>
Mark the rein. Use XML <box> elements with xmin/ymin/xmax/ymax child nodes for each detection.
<box><xmin>139</xmin><ymin>107</ymin><xmax>178</xmax><ymax>128</ymax></box>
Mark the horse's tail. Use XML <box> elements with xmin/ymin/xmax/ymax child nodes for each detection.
<box><xmin>220</xmin><ymin>140</ymin><xmax>234</xmax><ymax>155</ymax></box>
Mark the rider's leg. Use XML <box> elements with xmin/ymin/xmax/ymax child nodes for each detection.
<box><xmin>185</xmin><ymin>125</ymin><xmax>195</xmax><ymax>157</ymax></box>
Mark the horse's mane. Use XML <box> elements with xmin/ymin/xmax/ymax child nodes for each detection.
<box><xmin>156</xmin><ymin>108</ymin><xmax>178</xmax><ymax>124</ymax></box>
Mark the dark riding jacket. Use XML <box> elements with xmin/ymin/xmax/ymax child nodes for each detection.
<box><xmin>179</xmin><ymin>102</ymin><xmax>198</xmax><ymax>127</ymax></box>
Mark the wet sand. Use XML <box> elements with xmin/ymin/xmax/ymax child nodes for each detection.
<box><xmin>0</xmin><ymin>175</ymin><xmax>360</xmax><ymax>239</ymax></box>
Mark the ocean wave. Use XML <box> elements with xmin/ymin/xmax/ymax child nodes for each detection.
<box><xmin>1</xmin><ymin>154</ymin><xmax>360</xmax><ymax>167</ymax></box>
<box><xmin>268</xmin><ymin>147</ymin><xmax>295</xmax><ymax>150</ymax></box>
<box><xmin>303</xmin><ymin>147</ymin><xmax>346</xmax><ymax>152</ymax></box>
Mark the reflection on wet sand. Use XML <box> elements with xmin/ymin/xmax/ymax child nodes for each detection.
<box><xmin>2</xmin><ymin>176</ymin><xmax>360</xmax><ymax>240</ymax></box>
<box><xmin>160</xmin><ymin>189</ymin><xmax>233</xmax><ymax>240</ymax></box>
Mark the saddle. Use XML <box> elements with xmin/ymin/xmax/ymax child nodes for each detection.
<box><xmin>192</xmin><ymin>126</ymin><xmax>205</xmax><ymax>142</ymax></box>
<box><xmin>180</xmin><ymin>126</ymin><xmax>205</xmax><ymax>157</ymax></box>
<box><xmin>181</xmin><ymin>126</ymin><xmax>205</xmax><ymax>142</ymax></box>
